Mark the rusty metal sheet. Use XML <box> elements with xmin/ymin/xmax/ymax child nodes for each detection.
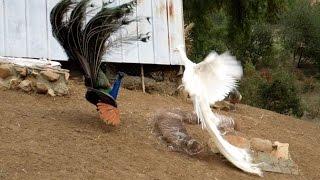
<box><xmin>167</xmin><ymin>0</ymin><xmax>184</xmax><ymax>65</ymax></box>
<box><xmin>137</xmin><ymin>0</ymin><xmax>155</xmax><ymax>64</ymax></box>
<box><xmin>151</xmin><ymin>0</ymin><xmax>170</xmax><ymax>64</ymax></box>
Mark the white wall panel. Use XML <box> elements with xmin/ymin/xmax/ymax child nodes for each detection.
<box><xmin>137</xmin><ymin>0</ymin><xmax>154</xmax><ymax>64</ymax></box>
<box><xmin>151</xmin><ymin>0</ymin><xmax>170</xmax><ymax>64</ymax></box>
<box><xmin>0</xmin><ymin>0</ymin><xmax>5</xmax><ymax>55</ymax></box>
<box><xmin>27</xmin><ymin>0</ymin><xmax>48</xmax><ymax>58</ymax></box>
<box><xmin>47</xmin><ymin>0</ymin><xmax>68</xmax><ymax>60</ymax></box>
<box><xmin>5</xmin><ymin>0</ymin><xmax>27</xmax><ymax>57</ymax></box>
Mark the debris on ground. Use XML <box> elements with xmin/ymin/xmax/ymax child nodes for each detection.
<box><xmin>153</xmin><ymin>108</ymin><xmax>299</xmax><ymax>175</ymax></box>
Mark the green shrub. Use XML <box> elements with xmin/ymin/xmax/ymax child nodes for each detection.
<box><xmin>259</xmin><ymin>70</ymin><xmax>304</xmax><ymax>117</ymax></box>
<box><xmin>239</xmin><ymin>61</ymin><xmax>267</xmax><ymax>107</ymax></box>
<box><xmin>240</xmin><ymin>64</ymin><xmax>304</xmax><ymax>117</ymax></box>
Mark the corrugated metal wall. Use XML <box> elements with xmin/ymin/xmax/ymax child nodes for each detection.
<box><xmin>0</xmin><ymin>0</ymin><xmax>184</xmax><ymax>65</ymax></box>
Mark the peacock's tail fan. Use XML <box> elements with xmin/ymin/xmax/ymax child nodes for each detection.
<box><xmin>82</xmin><ymin>1</ymin><xmax>137</xmax><ymax>85</ymax></box>
<box><xmin>97</xmin><ymin>103</ymin><xmax>120</xmax><ymax>126</ymax></box>
<box><xmin>50</xmin><ymin>0</ymin><xmax>138</xmax><ymax>88</ymax></box>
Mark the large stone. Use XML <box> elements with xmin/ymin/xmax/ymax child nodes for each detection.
<box><xmin>250</xmin><ymin>138</ymin><xmax>273</xmax><ymax>152</ymax></box>
<box><xmin>271</xmin><ymin>141</ymin><xmax>290</xmax><ymax>160</ymax></box>
<box><xmin>18</xmin><ymin>80</ymin><xmax>32</xmax><ymax>92</ymax></box>
<box><xmin>48</xmin><ymin>88</ymin><xmax>55</xmax><ymax>97</ymax></box>
<box><xmin>9</xmin><ymin>78</ymin><xmax>21</xmax><ymax>89</ymax></box>
<box><xmin>212</xmin><ymin>101</ymin><xmax>235</xmax><ymax>111</ymax></box>
<box><xmin>41</xmin><ymin>70</ymin><xmax>60</xmax><ymax>82</ymax></box>
<box><xmin>224</xmin><ymin>135</ymin><xmax>250</xmax><ymax>149</ymax></box>
<box><xmin>36</xmin><ymin>82</ymin><xmax>48</xmax><ymax>94</ymax></box>
<box><xmin>64</xmin><ymin>72</ymin><xmax>70</xmax><ymax>81</ymax></box>
<box><xmin>53</xmin><ymin>82</ymin><xmax>69</xmax><ymax>96</ymax></box>
<box><xmin>207</xmin><ymin>138</ymin><xmax>220</xmax><ymax>154</ymax></box>
<box><xmin>31</xmin><ymin>70</ymin><xmax>39</xmax><ymax>77</ymax></box>
<box><xmin>14</xmin><ymin>66</ymin><xmax>27</xmax><ymax>77</ymax></box>
<box><xmin>0</xmin><ymin>64</ymin><xmax>13</xmax><ymax>79</ymax></box>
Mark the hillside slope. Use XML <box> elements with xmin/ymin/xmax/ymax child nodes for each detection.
<box><xmin>0</xmin><ymin>79</ymin><xmax>319</xmax><ymax>180</ymax></box>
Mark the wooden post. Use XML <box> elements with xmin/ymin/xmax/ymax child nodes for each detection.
<box><xmin>141</xmin><ymin>64</ymin><xmax>146</xmax><ymax>93</ymax></box>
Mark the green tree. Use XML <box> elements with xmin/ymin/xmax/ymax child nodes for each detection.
<box><xmin>280</xmin><ymin>0</ymin><xmax>320</xmax><ymax>68</ymax></box>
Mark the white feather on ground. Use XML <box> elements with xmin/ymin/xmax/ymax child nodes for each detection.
<box><xmin>177</xmin><ymin>46</ymin><xmax>263</xmax><ymax>176</ymax></box>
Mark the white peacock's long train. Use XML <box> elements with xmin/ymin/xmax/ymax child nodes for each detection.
<box><xmin>177</xmin><ymin>46</ymin><xmax>263</xmax><ymax>176</ymax></box>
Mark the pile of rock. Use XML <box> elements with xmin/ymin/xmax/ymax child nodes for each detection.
<box><xmin>208</xmin><ymin>134</ymin><xmax>299</xmax><ymax>175</ymax></box>
<box><xmin>0</xmin><ymin>62</ymin><xmax>69</xmax><ymax>96</ymax></box>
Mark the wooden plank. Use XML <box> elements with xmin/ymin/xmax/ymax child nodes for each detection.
<box><xmin>47</xmin><ymin>0</ymin><xmax>68</xmax><ymax>60</ymax></box>
<box><xmin>137</xmin><ymin>0</ymin><xmax>154</xmax><ymax>64</ymax></box>
<box><xmin>4</xmin><ymin>0</ymin><xmax>27</xmax><ymax>57</ymax></box>
<box><xmin>103</xmin><ymin>0</ymin><xmax>123</xmax><ymax>63</ymax></box>
<box><xmin>152</xmin><ymin>0</ymin><xmax>170</xmax><ymax>64</ymax></box>
<box><xmin>120</xmin><ymin>0</ymin><xmax>139</xmax><ymax>63</ymax></box>
<box><xmin>0</xmin><ymin>0</ymin><xmax>5</xmax><ymax>55</ymax></box>
<box><xmin>167</xmin><ymin>0</ymin><xmax>184</xmax><ymax>65</ymax></box>
<box><xmin>26</xmin><ymin>0</ymin><xmax>48</xmax><ymax>58</ymax></box>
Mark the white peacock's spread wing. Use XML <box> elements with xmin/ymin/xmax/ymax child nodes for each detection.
<box><xmin>179</xmin><ymin>49</ymin><xmax>262</xmax><ymax>176</ymax></box>
<box><xmin>194</xmin><ymin>51</ymin><xmax>243</xmax><ymax>105</ymax></box>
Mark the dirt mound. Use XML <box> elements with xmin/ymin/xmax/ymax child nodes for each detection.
<box><xmin>0</xmin><ymin>79</ymin><xmax>319</xmax><ymax>179</ymax></box>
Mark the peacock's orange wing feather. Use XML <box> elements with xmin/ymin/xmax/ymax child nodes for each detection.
<box><xmin>97</xmin><ymin>103</ymin><xmax>120</xmax><ymax>126</ymax></box>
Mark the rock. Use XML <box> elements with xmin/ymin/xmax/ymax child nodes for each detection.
<box><xmin>212</xmin><ymin>101</ymin><xmax>235</xmax><ymax>111</ymax></box>
<box><xmin>271</xmin><ymin>141</ymin><xmax>290</xmax><ymax>160</ymax></box>
<box><xmin>0</xmin><ymin>64</ymin><xmax>13</xmax><ymax>79</ymax></box>
<box><xmin>53</xmin><ymin>82</ymin><xmax>68</xmax><ymax>96</ymax></box>
<box><xmin>150</xmin><ymin>71</ymin><xmax>164</xmax><ymax>81</ymax></box>
<box><xmin>224</xmin><ymin>135</ymin><xmax>250</xmax><ymax>149</ymax></box>
<box><xmin>36</xmin><ymin>82</ymin><xmax>48</xmax><ymax>94</ymax></box>
<box><xmin>9</xmin><ymin>78</ymin><xmax>21</xmax><ymax>89</ymax></box>
<box><xmin>18</xmin><ymin>80</ymin><xmax>32</xmax><ymax>92</ymax></box>
<box><xmin>64</xmin><ymin>72</ymin><xmax>70</xmax><ymax>81</ymax></box>
<box><xmin>14</xmin><ymin>66</ymin><xmax>27</xmax><ymax>77</ymax></box>
<box><xmin>226</xmin><ymin>88</ymin><xmax>242</xmax><ymax>104</ymax></box>
<box><xmin>254</xmin><ymin>151</ymin><xmax>299</xmax><ymax>175</ymax></box>
<box><xmin>122</xmin><ymin>75</ymin><xmax>177</xmax><ymax>95</ymax></box>
<box><xmin>154</xmin><ymin>109</ymin><xmax>204</xmax><ymax>156</ymax></box>
<box><xmin>48</xmin><ymin>88</ymin><xmax>55</xmax><ymax>96</ymax></box>
<box><xmin>41</xmin><ymin>70</ymin><xmax>60</xmax><ymax>82</ymax></box>
<box><xmin>31</xmin><ymin>70</ymin><xmax>39</xmax><ymax>77</ymax></box>
<box><xmin>216</xmin><ymin>114</ymin><xmax>236</xmax><ymax>133</ymax></box>
<box><xmin>250</xmin><ymin>138</ymin><xmax>273</xmax><ymax>152</ymax></box>
<box><xmin>207</xmin><ymin>138</ymin><xmax>220</xmax><ymax>154</ymax></box>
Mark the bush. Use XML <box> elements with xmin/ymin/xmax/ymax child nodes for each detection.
<box><xmin>240</xmin><ymin>64</ymin><xmax>304</xmax><ymax>117</ymax></box>
<box><xmin>239</xmin><ymin>61</ymin><xmax>267</xmax><ymax>107</ymax></box>
<box><xmin>259</xmin><ymin>70</ymin><xmax>304</xmax><ymax>117</ymax></box>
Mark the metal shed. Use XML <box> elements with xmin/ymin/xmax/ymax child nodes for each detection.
<box><xmin>0</xmin><ymin>0</ymin><xmax>185</xmax><ymax>65</ymax></box>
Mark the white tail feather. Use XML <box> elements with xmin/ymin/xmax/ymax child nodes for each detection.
<box><xmin>195</xmin><ymin>96</ymin><xmax>263</xmax><ymax>176</ymax></box>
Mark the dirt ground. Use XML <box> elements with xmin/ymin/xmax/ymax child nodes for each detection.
<box><xmin>1</xmin><ymin>79</ymin><xmax>320</xmax><ymax>180</ymax></box>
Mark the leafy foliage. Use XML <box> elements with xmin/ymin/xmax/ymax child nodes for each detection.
<box><xmin>279</xmin><ymin>0</ymin><xmax>320</xmax><ymax>69</ymax></box>
<box><xmin>240</xmin><ymin>62</ymin><xmax>304</xmax><ymax>117</ymax></box>
<box><xmin>259</xmin><ymin>70</ymin><xmax>304</xmax><ymax>117</ymax></box>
